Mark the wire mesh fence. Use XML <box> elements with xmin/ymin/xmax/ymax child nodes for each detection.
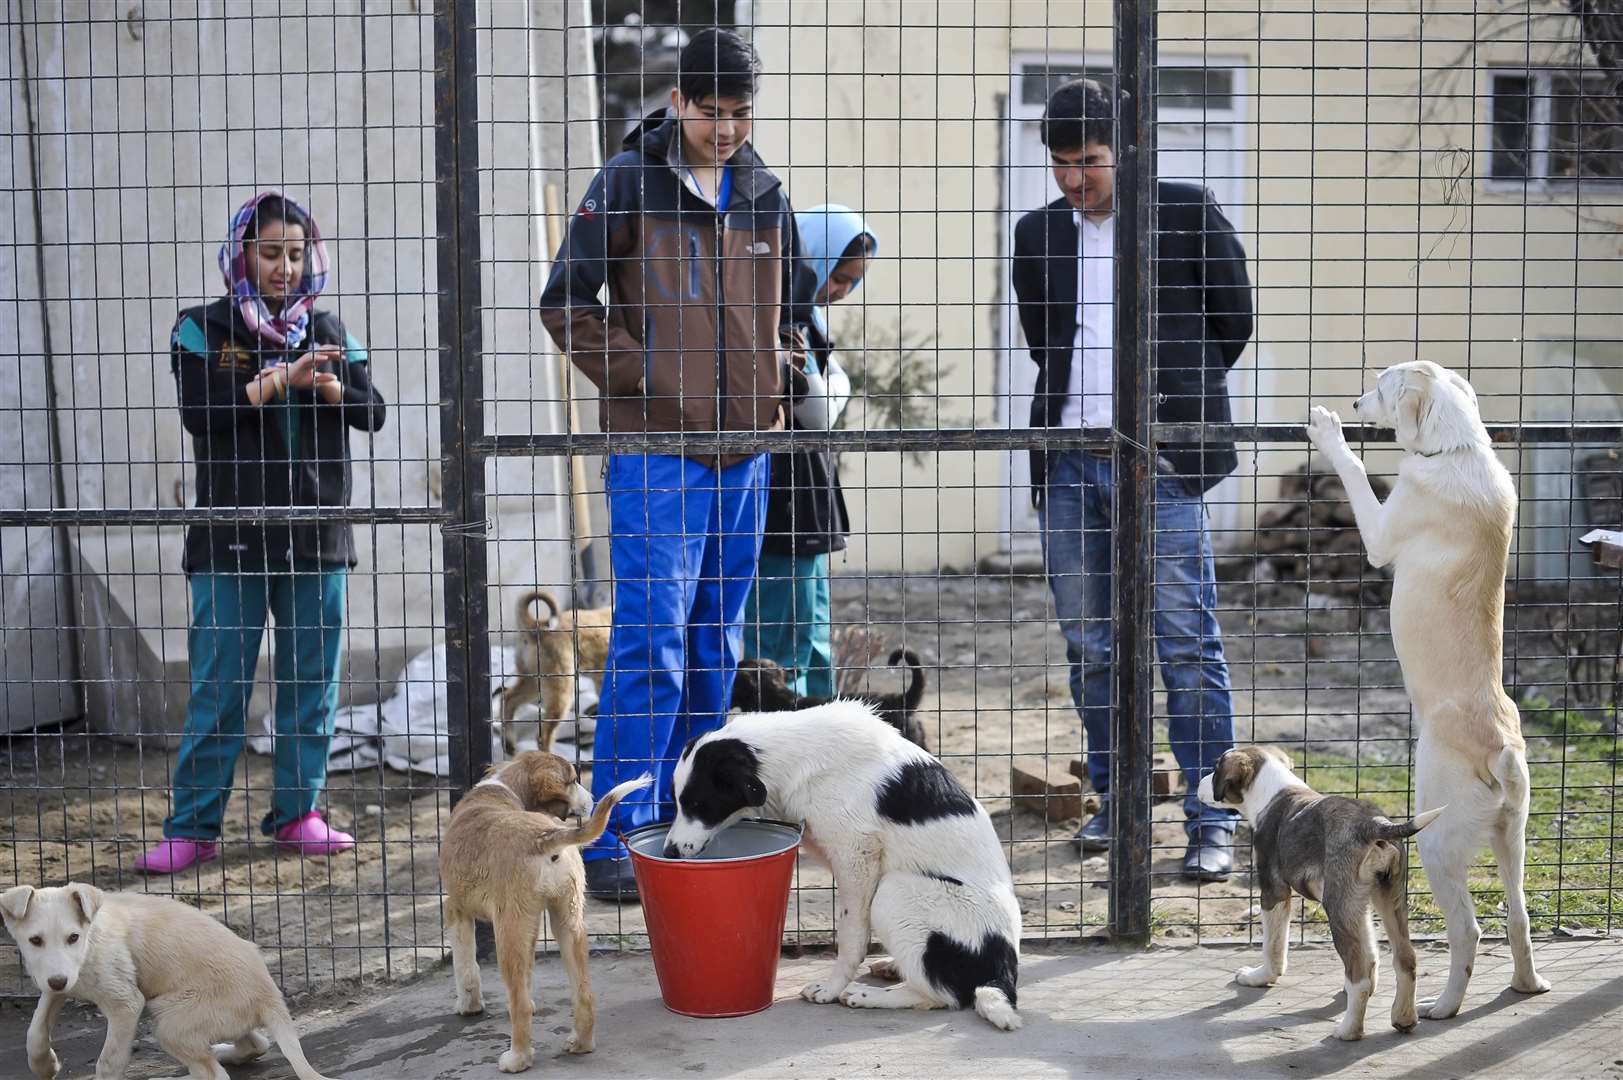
<box><xmin>2</xmin><ymin>0</ymin><xmax>1619</xmax><ymax>999</ymax></box>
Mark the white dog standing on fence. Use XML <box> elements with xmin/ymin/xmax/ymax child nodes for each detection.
<box><xmin>1306</xmin><ymin>360</ymin><xmax>1550</xmax><ymax>1018</ymax></box>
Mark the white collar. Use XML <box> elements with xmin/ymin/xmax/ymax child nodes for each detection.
<box><xmin>1074</xmin><ymin>208</ymin><xmax>1114</xmax><ymax>231</ymax></box>
<box><xmin>475</xmin><ymin>775</ymin><xmax>521</xmax><ymax>803</ymax></box>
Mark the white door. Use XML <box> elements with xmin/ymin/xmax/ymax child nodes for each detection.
<box><xmin>999</xmin><ymin>116</ymin><xmax>1248</xmax><ymax>551</ymax></box>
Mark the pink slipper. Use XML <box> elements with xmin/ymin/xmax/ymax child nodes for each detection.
<box><xmin>274</xmin><ymin>812</ymin><xmax>354</xmax><ymax>857</ymax></box>
<box><xmin>133</xmin><ymin>838</ymin><xmax>219</xmax><ymax>874</ymax></box>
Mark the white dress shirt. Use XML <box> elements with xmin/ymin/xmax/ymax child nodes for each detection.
<box><xmin>1059</xmin><ymin>210</ymin><xmax>1114</xmax><ymax>430</ymax></box>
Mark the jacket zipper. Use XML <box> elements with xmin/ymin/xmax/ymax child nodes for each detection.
<box><xmin>283</xmin><ymin>345</ymin><xmax>299</xmax><ymax>562</ymax></box>
<box><xmin>714</xmin><ymin>212</ymin><xmax>727</xmax><ymax>437</ymax></box>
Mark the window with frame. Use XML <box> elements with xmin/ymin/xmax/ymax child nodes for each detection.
<box><xmin>1489</xmin><ymin>69</ymin><xmax>1623</xmax><ymax>184</ymax></box>
<box><xmin>1020</xmin><ymin>63</ymin><xmax>1237</xmax><ymax>114</ymax></box>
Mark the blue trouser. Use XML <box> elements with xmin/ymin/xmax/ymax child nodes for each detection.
<box><xmin>1037</xmin><ymin>449</ymin><xmax>1239</xmax><ymax>835</ymax></box>
<box><xmin>743</xmin><ymin>550</ymin><xmax>835</xmax><ymax>698</ymax></box>
<box><xmin>166</xmin><ymin>567</ymin><xmax>348</xmax><ymax>840</ymax></box>
<box><xmin>587</xmin><ymin>453</ymin><xmax>768</xmax><ymax>861</ymax></box>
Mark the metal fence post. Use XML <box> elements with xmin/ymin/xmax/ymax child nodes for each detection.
<box><xmin>434</xmin><ymin>0</ymin><xmax>491</xmax><ymax>805</ymax></box>
<box><xmin>1109</xmin><ymin>0</ymin><xmax>1158</xmax><ymax>947</ymax></box>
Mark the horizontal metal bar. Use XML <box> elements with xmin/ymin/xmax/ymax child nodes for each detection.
<box><xmin>480</xmin><ymin>420</ymin><xmax>1623</xmax><ymax>457</ymax></box>
<box><xmin>1156</xmin><ymin>421</ymin><xmax>1623</xmax><ymax>444</ymax></box>
<box><xmin>481</xmin><ymin>427</ymin><xmax>1115</xmax><ymax>456</ymax></box>
<box><xmin>0</xmin><ymin>506</ymin><xmax>452</xmax><ymax>528</ymax></box>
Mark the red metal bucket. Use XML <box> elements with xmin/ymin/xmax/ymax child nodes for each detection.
<box><xmin>625</xmin><ymin>819</ymin><xmax>802</xmax><ymax>1018</ymax></box>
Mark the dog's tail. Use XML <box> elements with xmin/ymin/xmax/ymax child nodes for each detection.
<box><xmin>1359</xmin><ymin>805</ymin><xmax>1445</xmax><ymax>883</ymax></box>
<box><xmin>888</xmin><ymin>648</ymin><xmax>926</xmax><ymax>712</ymax></box>
<box><xmin>973</xmin><ymin>986</ymin><xmax>1023</xmax><ymax>1032</ymax></box>
<box><xmin>1373</xmin><ymin>804</ymin><xmax>1447</xmax><ymax>843</ymax></box>
<box><xmin>518</xmin><ymin>588</ymin><xmax>561</xmax><ymax>632</ymax></box>
<box><xmin>1489</xmin><ymin>743</ymin><xmax>1532</xmax><ymax>810</ymax></box>
<box><xmin>529</xmin><ymin>774</ymin><xmax>654</xmax><ymax>856</ymax></box>
<box><xmin>965</xmin><ymin>934</ymin><xmax>1022</xmax><ymax>1031</ymax></box>
<box><xmin>264</xmin><ymin>1004</ymin><xmax>340</xmax><ymax>1080</ymax></box>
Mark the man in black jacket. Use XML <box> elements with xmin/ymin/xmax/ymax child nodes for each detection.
<box><xmin>1011</xmin><ymin>78</ymin><xmax>1254</xmax><ymax>881</ymax></box>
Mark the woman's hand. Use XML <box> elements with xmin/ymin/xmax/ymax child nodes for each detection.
<box><xmin>250</xmin><ymin>365</ymin><xmax>287</xmax><ymax>406</ymax></box>
<box><xmin>313</xmin><ymin>371</ymin><xmax>343</xmax><ymax>404</ymax></box>
<box><xmin>249</xmin><ymin>347</ymin><xmax>344</xmax><ymax>406</ymax></box>
<box><xmin>781</xmin><ymin>326</ymin><xmax>809</xmax><ymax>371</ymax></box>
<box><xmin>285</xmin><ymin>346</ymin><xmax>343</xmax><ymax>390</ymax></box>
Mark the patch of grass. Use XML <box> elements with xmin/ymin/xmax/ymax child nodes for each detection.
<box><xmin>1148</xmin><ymin>904</ymin><xmax>1198</xmax><ymax>937</ymax></box>
<box><xmin>1282</xmin><ymin>725</ymin><xmax>1620</xmax><ymax>935</ymax></box>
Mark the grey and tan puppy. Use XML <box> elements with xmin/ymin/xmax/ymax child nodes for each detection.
<box><xmin>1199</xmin><ymin>746</ymin><xmax>1444</xmax><ymax>1041</ymax></box>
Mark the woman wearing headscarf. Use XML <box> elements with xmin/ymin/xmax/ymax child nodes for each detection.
<box><xmin>135</xmin><ymin>192</ymin><xmax>386</xmax><ymax>874</ymax></box>
<box><xmin>743</xmin><ymin>204</ymin><xmax>877</xmax><ymax>697</ymax></box>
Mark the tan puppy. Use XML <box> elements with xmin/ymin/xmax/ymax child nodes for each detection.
<box><xmin>1308</xmin><ymin>360</ymin><xmax>1550</xmax><ymax>1019</ymax></box>
<box><xmin>493</xmin><ymin>590</ymin><xmax>612</xmax><ymax>755</ymax></box>
<box><xmin>441</xmin><ymin>752</ymin><xmax>649</xmax><ymax>1073</ymax></box>
<box><xmin>1</xmin><ymin>883</ymin><xmax>336</xmax><ymax>1080</ymax></box>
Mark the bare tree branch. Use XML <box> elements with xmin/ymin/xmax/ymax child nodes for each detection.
<box><xmin>1564</xmin><ymin>0</ymin><xmax>1623</xmax><ymax>73</ymax></box>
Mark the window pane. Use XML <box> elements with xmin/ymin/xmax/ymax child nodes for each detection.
<box><xmin>1489</xmin><ymin>73</ymin><xmax>1532</xmax><ymax>180</ymax></box>
<box><xmin>1547</xmin><ymin>73</ymin><xmax>1623</xmax><ymax>181</ymax></box>
<box><xmin>1019</xmin><ymin>64</ymin><xmax>1235</xmax><ymax>112</ymax></box>
<box><xmin>1020</xmin><ymin>64</ymin><xmax>1112</xmax><ymax>107</ymax></box>
<box><xmin>1158</xmin><ymin>66</ymin><xmax>1234</xmax><ymax>110</ymax></box>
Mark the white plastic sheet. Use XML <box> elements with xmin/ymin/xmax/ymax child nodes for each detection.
<box><xmin>248</xmin><ymin>643</ymin><xmax>596</xmax><ymax>776</ymax></box>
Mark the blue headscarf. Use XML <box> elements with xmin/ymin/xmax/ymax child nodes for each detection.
<box><xmin>794</xmin><ymin>204</ymin><xmax>878</xmax><ymax>339</ymax></box>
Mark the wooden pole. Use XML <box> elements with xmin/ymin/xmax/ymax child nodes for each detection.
<box><xmin>543</xmin><ymin>182</ymin><xmax>597</xmax><ymax>589</ymax></box>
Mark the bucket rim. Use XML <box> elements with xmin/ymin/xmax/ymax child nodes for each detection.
<box><xmin>623</xmin><ymin>818</ymin><xmax>803</xmax><ymax>865</ymax></box>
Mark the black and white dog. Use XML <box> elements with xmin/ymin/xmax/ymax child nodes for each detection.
<box><xmin>664</xmin><ymin>702</ymin><xmax>1022</xmax><ymax>1030</ymax></box>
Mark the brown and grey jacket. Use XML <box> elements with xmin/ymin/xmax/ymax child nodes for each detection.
<box><xmin>539</xmin><ymin>111</ymin><xmax>808</xmax><ymax>465</ymax></box>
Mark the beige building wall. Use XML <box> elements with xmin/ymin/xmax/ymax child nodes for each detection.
<box><xmin>749</xmin><ymin>0</ymin><xmax>1623</xmax><ymax>576</ymax></box>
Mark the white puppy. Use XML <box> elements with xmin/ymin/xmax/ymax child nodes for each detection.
<box><xmin>1306</xmin><ymin>360</ymin><xmax>1550</xmax><ymax>1019</ymax></box>
<box><xmin>663</xmin><ymin>703</ymin><xmax>1023</xmax><ymax>1030</ymax></box>
<box><xmin>1</xmin><ymin>883</ymin><xmax>337</xmax><ymax>1080</ymax></box>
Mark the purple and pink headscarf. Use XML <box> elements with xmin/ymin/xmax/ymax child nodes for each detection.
<box><xmin>218</xmin><ymin>191</ymin><xmax>329</xmax><ymax>350</ymax></box>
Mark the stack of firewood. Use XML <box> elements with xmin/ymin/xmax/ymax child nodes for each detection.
<box><xmin>1255</xmin><ymin>463</ymin><xmax>1391</xmax><ymax>596</ymax></box>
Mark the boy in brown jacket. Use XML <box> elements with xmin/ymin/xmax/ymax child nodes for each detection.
<box><xmin>540</xmin><ymin>28</ymin><xmax>806</xmax><ymax>901</ymax></box>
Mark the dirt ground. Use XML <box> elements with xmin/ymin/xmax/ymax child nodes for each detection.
<box><xmin>1</xmin><ymin>568</ymin><xmax>1606</xmax><ymax>998</ymax></box>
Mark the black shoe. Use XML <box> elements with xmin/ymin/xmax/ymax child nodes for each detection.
<box><xmin>1074</xmin><ymin>799</ymin><xmax>1112</xmax><ymax>853</ymax></box>
<box><xmin>585</xmin><ymin>857</ymin><xmax>640</xmax><ymax>903</ymax></box>
<box><xmin>1182</xmin><ymin>825</ymin><xmax>1234</xmax><ymax>882</ymax></box>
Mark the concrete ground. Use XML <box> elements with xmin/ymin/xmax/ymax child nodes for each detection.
<box><xmin>3</xmin><ymin>938</ymin><xmax>1619</xmax><ymax>1079</ymax></box>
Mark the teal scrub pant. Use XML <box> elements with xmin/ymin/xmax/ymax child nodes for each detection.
<box><xmin>743</xmin><ymin>550</ymin><xmax>835</xmax><ymax>698</ymax></box>
<box><xmin>165</xmin><ymin>568</ymin><xmax>347</xmax><ymax>840</ymax></box>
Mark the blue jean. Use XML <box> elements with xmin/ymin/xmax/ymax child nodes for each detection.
<box><xmin>743</xmin><ymin>550</ymin><xmax>835</xmax><ymax>698</ymax></box>
<box><xmin>587</xmin><ymin>453</ymin><xmax>768</xmax><ymax>861</ymax></box>
<box><xmin>167</xmin><ymin>568</ymin><xmax>348</xmax><ymax>839</ymax></box>
<box><xmin>1037</xmin><ymin>450</ymin><xmax>1239</xmax><ymax>835</ymax></box>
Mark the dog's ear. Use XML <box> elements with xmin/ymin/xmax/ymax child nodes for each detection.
<box><xmin>1391</xmin><ymin>370</ymin><xmax>1429</xmax><ymax>448</ymax></box>
<box><xmin>1212</xmin><ymin>752</ymin><xmax>1253</xmax><ymax>805</ymax></box>
<box><xmin>715</xmin><ymin>740</ymin><xmax>767</xmax><ymax>806</ymax></box>
<box><xmin>0</xmin><ymin>885</ymin><xmax>33</xmax><ymax>924</ymax></box>
<box><xmin>1262</xmin><ymin>745</ymin><xmax>1295</xmax><ymax>770</ymax></box>
<box><xmin>1445</xmin><ymin>369</ymin><xmax>1478</xmax><ymax>409</ymax></box>
<box><xmin>65</xmin><ymin>883</ymin><xmax>103</xmax><ymax>926</ymax></box>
